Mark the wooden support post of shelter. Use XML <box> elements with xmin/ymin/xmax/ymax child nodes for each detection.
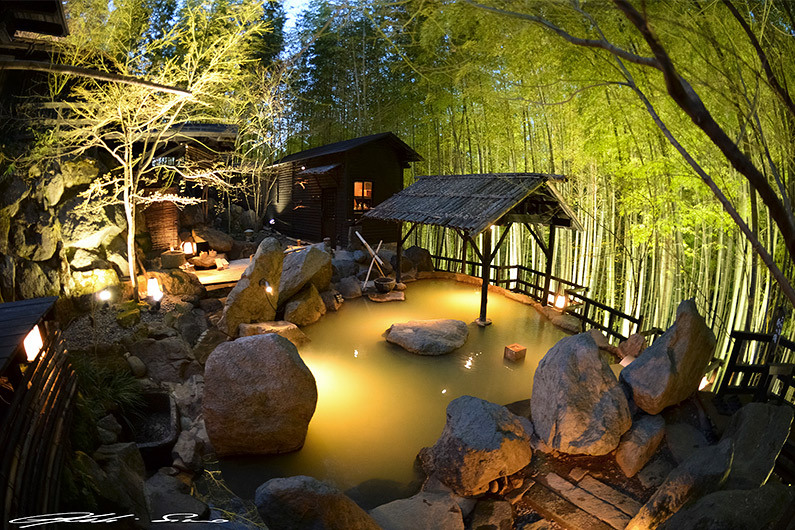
<box><xmin>363</xmin><ymin>173</ymin><xmax>583</xmax><ymax>324</ymax></box>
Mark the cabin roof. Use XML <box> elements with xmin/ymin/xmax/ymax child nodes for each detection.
<box><xmin>363</xmin><ymin>173</ymin><xmax>583</xmax><ymax>237</ymax></box>
<box><xmin>0</xmin><ymin>296</ymin><xmax>57</xmax><ymax>374</ymax></box>
<box><xmin>0</xmin><ymin>0</ymin><xmax>68</xmax><ymax>42</ymax></box>
<box><xmin>278</xmin><ymin>132</ymin><xmax>423</xmax><ymax>164</ymax></box>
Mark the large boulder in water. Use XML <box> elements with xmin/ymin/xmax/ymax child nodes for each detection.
<box><xmin>531</xmin><ymin>333</ymin><xmax>631</xmax><ymax>455</ymax></box>
<box><xmin>418</xmin><ymin>395</ymin><xmax>534</xmax><ymax>496</ymax></box>
<box><xmin>626</xmin><ymin>438</ymin><xmax>733</xmax><ymax>530</ymax></box>
<box><xmin>219</xmin><ymin>237</ymin><xmax>283</xmax><ymax>337</ymax></box>
<box><xmin>385</xmin><ymin>319</ymin><xmax>469</xmax><ymax>355</ymax></box>
<box><xmin>620</xmin><ymin>300</ymin><xmax>716</xmax><ymax>414</ymax></box>
<box><xmin>404</xmin><ymin>245</ymin><xmax>433</xmax><ymax>271</ymax></box>
<box><xmin>255</xmin><ymin>475</ymin><xmax>381</xmax><ymax>530</ymax></box>
<box><xmin>720</xmin><ymin>402</ymin><xmax>793</xmax><ymax>490</ymax></box>
<box><xmin>202</xmin><ymin>334</ymin><xmax>317</xmax><ymax>456</ymax></box>
<box><xmin>278</xmin><ymin>245</ymin><xmax>333</xmax><ymax>305</ymax></box>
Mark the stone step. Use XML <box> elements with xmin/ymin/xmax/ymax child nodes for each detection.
<box><xmin>521</xmin><ymin>480</ymin><xmax>614</xmax><ymax>530</ymax></box>
<box><xmin>540</xmin><ymin>473</ymin><xmax>631</xmax><ymax>529</ymax></box>
<box><xmin>576</xmin><ymin>475</ymin><xmax>642</xmax><ymax>517</ymax></box>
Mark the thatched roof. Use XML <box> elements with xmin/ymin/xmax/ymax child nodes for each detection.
<box><xmin>363</xmin><ymin>173</ymin><xmax>582</xmax><ymax>237</ymax></box>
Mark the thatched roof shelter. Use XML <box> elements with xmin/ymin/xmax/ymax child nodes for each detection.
<box><xmin>363</xmin><ymin>173</ymin><xmax>582</xmax><ymax>236</ymax></box>
<box><xmin>363</xmin><ymin>173</ymin><xmax>582</xmax><ymax>325</ymax></box>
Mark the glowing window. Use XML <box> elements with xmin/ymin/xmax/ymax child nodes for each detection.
<box><xmin>353</xmin><ymin>181</ymin><xmax>372</xmax><ymax>211</ymax></box>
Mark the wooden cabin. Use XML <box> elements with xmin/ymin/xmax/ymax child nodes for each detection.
<box><xmin>266</xmin><ymin>132</ymin><xmax>423</xmax><ymax>247</ymax></box>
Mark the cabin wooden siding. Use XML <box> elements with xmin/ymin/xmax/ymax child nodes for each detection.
<box><xmin>268</xmin><ymin>135</ymin><xmax>414</xmax><ymax>246</ymax></box>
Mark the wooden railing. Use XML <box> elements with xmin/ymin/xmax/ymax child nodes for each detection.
<box><xmin>430</xmin><ymin>254</ymin><xmax>643</xmax><ymax>344</ymax></box>
<box><xmin>714</xmin><ymin>330</ymin><xmax>795</xmax><ymax>406</ymax></box>
<box><xmin>0</xmin><ymin>328</ymin><xmax>77</xmax><ymax>527</ymax></box>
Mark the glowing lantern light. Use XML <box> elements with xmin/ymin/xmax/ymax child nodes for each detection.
<box><xmin>98</xmin><ymin>289</ymin><xmax>111</xmax><ymax>302</ymax></box>
<box><xmin>23</xmin><ymin>325</ymin><xmax>44</xmax><ymax>362</ymax></box>
<box><xmin>547</xmin><ymin>292</ymin><xmax>556</xmax><ymax>305</ymax></box>
<box><xmin>698</xmin><ymin>376</ymin><xmax>711</xmax><ymax>391</ymax></box>
<box><xmin>181</xmin><ymin>241</ymin><xmax>195</xmax><ymax>255</ymax></box>
<box><xmin>554</xmin><ymin>293</ymin><xmax>567</xmax><ymax>310</ymax></box>
<box><xmin>147</xmin><ymin>277</ymin><xmax>164</xmax><ymax>301</ymax></box>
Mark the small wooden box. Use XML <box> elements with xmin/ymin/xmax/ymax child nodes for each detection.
<box><xmin>504</xmin><ymin>343</ymin><xmax>526</xmax><ymax>361</ymax></box>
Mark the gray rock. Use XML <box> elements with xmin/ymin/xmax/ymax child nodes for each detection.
<box><xmin>658</xmin><ymin>481</ymin><xmax>794</xmax><ymax>530</ymax></box>
<box><xmin>167</xmin><ymin>374</ymin><xmax>204</xmax><ymax>422</ymax></box>
<box><xmin>203</xmin><ymin>334</ymin><xmax>317</xmax><ymax>455</ymax></box>
<box><xmin>71</xmin><ymin>249</ymin><xmax>104</xmax><ymax>270</ymax></box>
<box><xmin>332</xmin><ymin>258</ymin><xmax>358</xmax><ymax>282</ymax></box>
<box><xmin>11</xmin><ymin>202</ymin><xmax>59</xmax><ymax>261</ymax></box>
<box><xmin>320</xmin><ymin>289</ymin><xmax>343</xmax><ymax>312</ymax></box>
<box><xmin>385</xmin><ymin>319</ymin><xmax>469</xmax><ymax>355</ymax></box>
<box><xmin>720</xmin><ymin>402</ymin><xmax>794</xmax><ymax>490</ymax></box>
<box><xmin>666</xmin><ymin>422</ymin><xmax>708</xmax><ymax>464</ymax></box>
<box><xmin>278</xmin><ymin>246</ymin><xmax>333</xmax><ymax>305</ymax></box>
<box><xmin>179</xmin><ymin>204</ymin><xmax>205</xmax><ymax>227</ymax></box>
<box><xmin>621</xmin><ymin>300</ymin><xmax>716</xmax><ymax>415</ymax></box>
<box><xmin>145</xmin><ymin>469</ymin><xmax>209</xmax><ymax>520</ymax></box>
<box><xmin>353</xmin><ymin>249</ymin><xmax>368</xmax><ymax>263</ymax></box>
<box><xmin>419</xmin><ymin>395</ymin><xmax>533</xmax><ymax>496</ymax></box>
<box><xmin>337</xmin><ymin>276</ymin><xmax>362</xmax><ymax>299</ymax></box>
<box><xmin>192</xmin><ymin>225</ymin><xmax>233</xmax><ymax>253</ymax></box>
<box><xmin>91</xmin><ymin>443</ymin><xmax>149</xmax><ymax>521</ymax></box>
<box><xmin>43</xmin><ymin>172</ymin><xmax>64</xmax><ymax>206</ymax></box>
<box><xmin>171</xmin><ymin>430</ymin><xmax>202</xmax><ymax>472</ymax></box>
<box><xmin>531</xmin><ymin>333</ymin><xmax>632</xmax><ymax>455</ymax></box>
<box><xmin>404</xmin><ymin>245</ymin><xmax>433</xmax><ymax>271</ymax></box>
<box><xmin>370</xmin><ymin>490</ymin><xmax>465</xmax><ymax>530</ymax></box>
<box><xmin>220</xmin><ymin>237</ymin><xmax>282</xmax><ymax>336</ymax></box>
<box><xmin>626</xmin><ymin>438</ymin><xmax>733</xmax><ymax>530</ymax></box>
<box><xmin>68</xmin><ymin>268</ymin><xmax>119</xmax><ymax>297</ymax></box>
<box><xmin>126</xmin><ymin>355</ymin><xmax>147</xmax><ymax>378</ymax></box>
<box><xmin>198</xmin><ymin>297</ymin><xmax>223</xmax><ymax>313</ymax></box>
<box><xmin>469</xmin><ymin>499</ymin><xmax>514</xmax><ymax>530</ymax></box>
<box><xmin>128</xmin><ymin>337</ymin><xmax>201</xmax><ymax>383</ymax></box>
<box><xmin>192</xmin><ymin>329</ymin><xmax>228</xmax><ymax>365</ymax></box>
<box><xmin>98</xmin><ymin>414</ymin><xmax>122</xmax><ymax>437</ymax></box>
<box><xmin>618</xmin><ymin>333</ymin><xmax>647</xmax><ymax>360</ymax></box>
<box><xmin>238</xmin><ymin>320</ymin><xmax>310</xmax><ymax>347</ymax></box>
<box><xmin>174</xmin><ymin>309</ymin><xmax>208</xmax><ymax>347</ymax></box>
<box><xmin>60</xmin><ymin>158</ymin><xmax>100</xmax><ymax>188</ymax></box>
<box><xmin>255</xmin><ymin>475</ymin><xmax>380</xmax><ymax>530</ymax></box>
<box><xmin>17</xmin><ymin>260</ymin><xmax>60</xmax><ymax>299</ymax></box>
<box><xmin>637</xmin><ymin>456</ymin><xmax>674</xmax><ymax>489</ymax></box>
<box><xmin>284</xmin><ymin>283</ymin><xmax>327</xmax><ymax>327</ymax></box>
<box><xmin>0</xmin><ymin>174</ymin><xmax>30</xmax><ymax>214</ymax></box>
<box><xmin>60</xmin><ymin>197</ymin><xmax>126</xmax><ymax>249</ymax></box>
<box><xmin>616</xmin><ymin>414</ymin><xmax>666</xmax><ymax>477</ymax></box>
<box><xmin>147</xmin><ymin>269</ymin><xmax>206</xmax><ymax>297</ymax></box>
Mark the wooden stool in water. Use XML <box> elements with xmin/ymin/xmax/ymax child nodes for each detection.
<box><xmin>504</xmin><ymin>343</ymin><xmax>526</xmax><ymax>361</ymax></box>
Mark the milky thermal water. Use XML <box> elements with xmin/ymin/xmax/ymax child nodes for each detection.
<box><xmin>217</xmin><ymin>279</ymin><xmax>567</xmax><ymax>508</ymax></box>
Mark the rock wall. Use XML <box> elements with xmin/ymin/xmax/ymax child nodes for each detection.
<box><xmin>0</xmin><ymin>158</ymin><xmax>131</xmax><ymax>302</ymax></box>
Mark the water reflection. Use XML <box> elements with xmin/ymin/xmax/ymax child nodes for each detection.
<box><xmin>217</xmin><ymin>279</ymin><xmax>567</xmax><ymax>509</ymax></box>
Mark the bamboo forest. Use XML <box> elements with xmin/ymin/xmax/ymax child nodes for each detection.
<box><xmin>1</xmin><ymin>0</ymin><xmax>794</xmax><ymax>528</ymax></box>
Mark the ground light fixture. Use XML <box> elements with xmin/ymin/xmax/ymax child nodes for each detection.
<box><xmin>147</xmin><ymin>277</ymin><xmax>164</xmax><ymax>311</ymax></box>
<box><xmin>182</xmin><ymin>241</ymin><xmax>196</xmax><ymax>255</ymax></box>
<box><xmin>98</xmin><ymin>289</ymin><xmax>111</xmax><ymax>302</ymax></box>
<box><xmin>23</xmin><ymin>325</ymin><xmax>44</xmax><ymax>362</ymax></box>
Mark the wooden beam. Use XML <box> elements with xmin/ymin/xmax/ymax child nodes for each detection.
<box><xmin>0</xmin><ymin>60</ymin><xmax>192</xmax><ymax>96</ymax></box>
<box><xmin>504</xmin><ymin>213</ymin><xmax>572</xmax><ymax>227</ymax></box>
<box><xmin>478</xmin><ymin>228</ymin><xmax>492</xmax><ymax>326</ymax></box>
<box><xmin>523</xmin><ymin>223</ymin><xmax>549</xmax><ymax>256</ymax></box>
<box><xmin>542</xmin><ymin>225</ymin><xmax>557</xmax><ymax>306</ymax></box>
<box><xmin>489</xmin><ymin>223</ymin><xmax>513</xmax><ymax>262</ymax></box>
<box><xmin>396</xmin><ymin>222</ymin><xmax>403</xmax><ymax>284</ymax></box>
<box><xmin>400</xmin><ymin>222</ymin><xmax>419</xmax><ymax>245</ymax></box>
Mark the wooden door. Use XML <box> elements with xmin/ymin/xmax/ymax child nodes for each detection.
<box><xmin>321</xmin><ymin>187</ymin><xmax>337</xmax><ymax>244</ymax></box>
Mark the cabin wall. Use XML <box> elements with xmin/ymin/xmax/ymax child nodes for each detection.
<box><xmin>343</xmin><ymin>142</ymin><xmax>403</xmax><ymax>245</ymax></box>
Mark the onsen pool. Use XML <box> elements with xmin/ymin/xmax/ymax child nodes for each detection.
<box><xmin>216</xmin><ymin>278</ymin><xmax>568</xmax><ymax>509</ymax></box>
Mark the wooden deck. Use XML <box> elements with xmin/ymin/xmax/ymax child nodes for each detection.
<box><xmin>193</xmin><ymin>258</ymin><xmax>249</xmax><ymax>285</ymax></box>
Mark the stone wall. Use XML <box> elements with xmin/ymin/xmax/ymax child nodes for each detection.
<box><xmin>0</xmin><ymin>157</ymin><xmax>132</xmax><ymax>302</ymax></box>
